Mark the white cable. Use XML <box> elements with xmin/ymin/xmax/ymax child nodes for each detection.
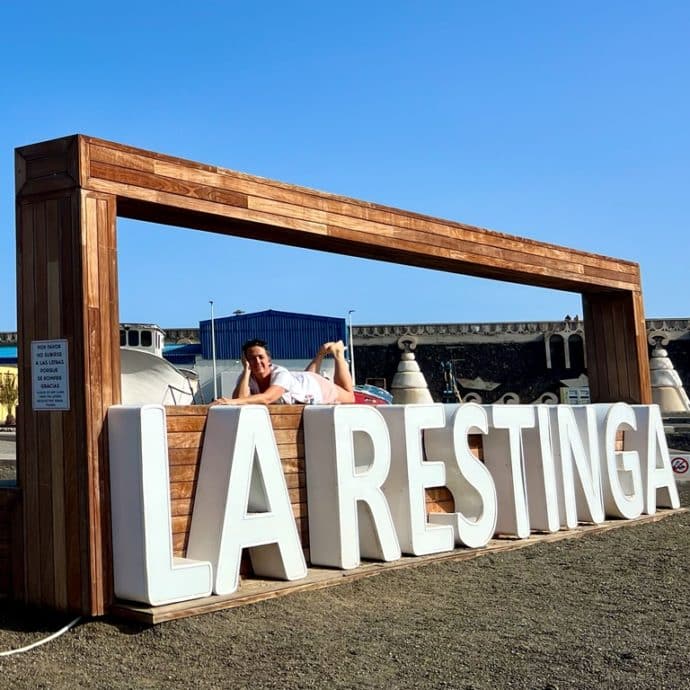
<box><xmin>0</xmin><ymin>616</ymin><xmax>82</xmax><ymax>657</ymax></box>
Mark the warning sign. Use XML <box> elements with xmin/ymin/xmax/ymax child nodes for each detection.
<box><xmin>671</xmin><ymin>454</ymin><xmax>690</xmax><ymax>481</ymax></box>
<box><xmin>31</xmin><ymin>339</ymin><xmax>70</xmax><ymax>411</ymax></box>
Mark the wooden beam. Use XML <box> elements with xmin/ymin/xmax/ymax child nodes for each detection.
<box><xmin>82</xmin><ymin>136</ymin><xmax>641</xmax><ymax>293</ymax></box>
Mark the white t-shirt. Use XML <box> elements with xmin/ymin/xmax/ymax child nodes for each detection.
<box><xmin>246</xmin><ymin>365</ymin><xmax>323</xmax><ymax>404</ymax></box>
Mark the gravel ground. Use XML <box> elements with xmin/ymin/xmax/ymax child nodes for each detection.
<box><xmin>0</xmin><ymin>485</ymin><xmax>688</xmax><ymax>689</ymax></box>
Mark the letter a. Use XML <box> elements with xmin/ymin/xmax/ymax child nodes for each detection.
<box><xmin>187</xmin><ymin>406</ymin><xmax>307</xmax><ymax>595</ymax></box>
<box><xmin>628</xmin><ymin>406</ymin><xmax>680</xmax><ymax>514</ymax></box>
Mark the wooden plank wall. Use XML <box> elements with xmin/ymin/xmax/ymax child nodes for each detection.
<box><xmin>166</xmin><ymin>405</ymin><xmax>479</xmax><ymax>565</ymax></box>
<box><xmin>168</xmin><ymin>405</ymin><xmax>307</xmax><ymax>556</ymax></box>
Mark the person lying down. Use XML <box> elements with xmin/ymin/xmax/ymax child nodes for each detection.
<box><xmin>212</xmin><ymin>338</ymin><xmax>355</xmax><ymax>406</ymax></box>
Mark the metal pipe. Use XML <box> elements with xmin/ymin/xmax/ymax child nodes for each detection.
<box><xmin>210</xmin><ymin>300</ymin><xmax>218</xmax><ymax>399</ymax></box>
<box><xmin>348</xmin><ymin>309</ymin><xmax>356</xmax><ymax>385</ymax></box>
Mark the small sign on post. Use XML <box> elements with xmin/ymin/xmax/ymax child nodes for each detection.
<box><xmin>671</xmin><ymin>454</ymin><xmax>690</xmax><ymax>481</ymax></box>
<box><xmin>31</xmin><ymin>339</ymin><xmax>70</xmax><ymax>411</ymax></box>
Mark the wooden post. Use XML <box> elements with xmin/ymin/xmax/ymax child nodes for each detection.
<box><xmin>15</xmin><ymin>136</ymin><xmax>120</xmax><ymax>614</ymax></box>
<box><xmin>582</xmin><ymin>289</ymin><xmax>651</xmax><ymax>404</ymax></box>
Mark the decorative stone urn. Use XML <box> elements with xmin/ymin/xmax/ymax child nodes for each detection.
<box><xmin>390</xmin><ymin>335</ymin><xmax>434</xmax><ymax>404</ymax></box>
<box><xmin>649</xmin><ymin>335</ymin><xmax>690</xmax><ymax>414</ymax></box>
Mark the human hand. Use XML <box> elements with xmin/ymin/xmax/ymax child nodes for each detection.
<box><xmin>210</xmin><ymin>397</ymin><xmax>237</xmax><ymax>406</ymax></box>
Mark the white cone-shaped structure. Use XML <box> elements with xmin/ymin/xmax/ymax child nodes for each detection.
<box><xmin>390</xmin><ymin>336</ymin><xmax>433</xmax><ymax>404</ymax></box>
<box><xmin>650</xmin><ymin>343</ymin><xmax>690</xmax><ymax>414</ymax></box>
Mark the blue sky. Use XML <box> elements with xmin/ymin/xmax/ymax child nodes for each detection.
<box><xmin>1</xmin><ymin>1</ymin><xmax>689</xmax><ymax>330</ymax></box>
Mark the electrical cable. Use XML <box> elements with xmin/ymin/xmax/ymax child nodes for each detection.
<box><xmin>0</xmin><ymin>616</ymin><xmax>81</xmax><ymax>657</ymax></box>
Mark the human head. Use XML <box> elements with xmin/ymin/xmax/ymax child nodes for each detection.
<box><xmin>242</xmin><ymin>339</ymin><xmax>273</xmax><ymax>380</ymax></box>
<box><xmin>242</xmin><ymin>338</ymin><xmax>271</xmax><ymax>359</ymax></box>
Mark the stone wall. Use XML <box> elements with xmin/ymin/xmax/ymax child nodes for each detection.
<box><xmin>354</xmin><ymin>319</ymin><xmax>690</xmax><ymax>405</ymax></box>
<box><xmin>355</xmin><ymin>339</ymin><xmax>582</xmax><ymax>404</ymax></box>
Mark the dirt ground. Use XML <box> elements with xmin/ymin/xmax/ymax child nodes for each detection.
<box><xmin>0</xmin><ymin>485</ymin><xmax>688</xmax><ymax>690</ymax></box>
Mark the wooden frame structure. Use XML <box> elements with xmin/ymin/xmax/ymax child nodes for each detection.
<box><xmin>11</xmin><ymin>134</ymin><xmax>651</xmax><ymax>616</ymax></box>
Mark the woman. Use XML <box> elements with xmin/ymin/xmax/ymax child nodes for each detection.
<box><xmin>213</xmin><ymin>339</ymin><xmax>355</xmax><ymax>405</ymax></box>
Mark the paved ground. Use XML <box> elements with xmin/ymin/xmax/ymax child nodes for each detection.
<box><xmin>0</xmin><ymin>430</ymin><xmax>15</xmax><ymax>455</ymax></box>
<box><xmin>0</xmin><ymin>430</ymin><xmax>15</xmax><ymax>482</ymax></box>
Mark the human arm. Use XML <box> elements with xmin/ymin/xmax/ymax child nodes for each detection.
<box><xmin>232</xmin><ymin>357</ymin><xmax>252</xmax><ymax>398</ymax></box>
<box><xmin>213</xmin><ymin>384</ymin><xmax>286</xmax><ymax>406</ymax></box>
<box><xmin>215</xmin><ymin>365</ymin><xmax>294</xmax><ymax>406</ymax></box>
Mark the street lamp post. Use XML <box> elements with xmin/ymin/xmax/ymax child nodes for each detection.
<box><xmin>348</xmin><ymin>309</ymin><xmax>356</xmax><ymax>385</ymax></box>
<box><xmin>210</xmin><ymin>299</ymin><xmax>218</xmax><ymax>400</ymax></box>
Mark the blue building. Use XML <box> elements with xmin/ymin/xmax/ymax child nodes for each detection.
<box><xmin>198</xmin><ymin>309</ymin><xmax>347</xmax><ymax>360</ymax></box>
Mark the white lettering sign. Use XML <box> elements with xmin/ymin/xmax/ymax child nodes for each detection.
<box><xmin>31</xmin><ymin>339</ymin><xmax>70</xmax><ymax>410</ymax></box>
<box><xmin>107</xmin><ymin>403</ymin><xmax>680</xmax><ymax>607</ymax></box>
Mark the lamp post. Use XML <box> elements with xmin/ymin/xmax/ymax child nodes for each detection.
<box><xmin>210</xmin><ymin>299</ymin><xmax>218</xmax><ymax>400</ymax></box>
<box><xmin>347</xmin><ymin>309</ymin><xmax>356</xmax><ymax>385</ymax></box>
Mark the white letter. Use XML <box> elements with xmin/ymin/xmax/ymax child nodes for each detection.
<box><xmin>483</xmin><ymin>405</ymin><xmax>535</xmax><ymax>538</ymax></box>
<box><xmin>594</xmin><ymin>403</ymin><xmax>643</xmax><ymax>519</ymax></box>
<box><xmin>424</xmin><ymin>403</ymin><xmax>497</xmax><ymax>548</ymax></box>
<box><xmin>108</xmin><ymin>405</ymin><xmax>212</xmax><ymax>606</ymax></box>
<box><xmin>379</xmin><ymin>404</ymin><xmax>453</xmax><ymax>555</ymax></box>
<box><xmin>304</xmin><ymin>406</ymin><xmax>401</xmax><ymax>569</ymax></box>
<box><xmin>522</xmin><ymin>406</ymin><xmax>560</xmax><ymax>532</ymax></box>
<box><xmin>187</xmin><ymin>406</ymin><xmax>307</xmax><ymax>595</ymax></box>
<box><xmin>551</xmin><ymin>406</ymin><xmax>605</xmax><ymax>526</ymax></box>
<box><xmin>627</xmin><ymin>405</ymin><xmax>680</xmax><ymax>513</ymax></box>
